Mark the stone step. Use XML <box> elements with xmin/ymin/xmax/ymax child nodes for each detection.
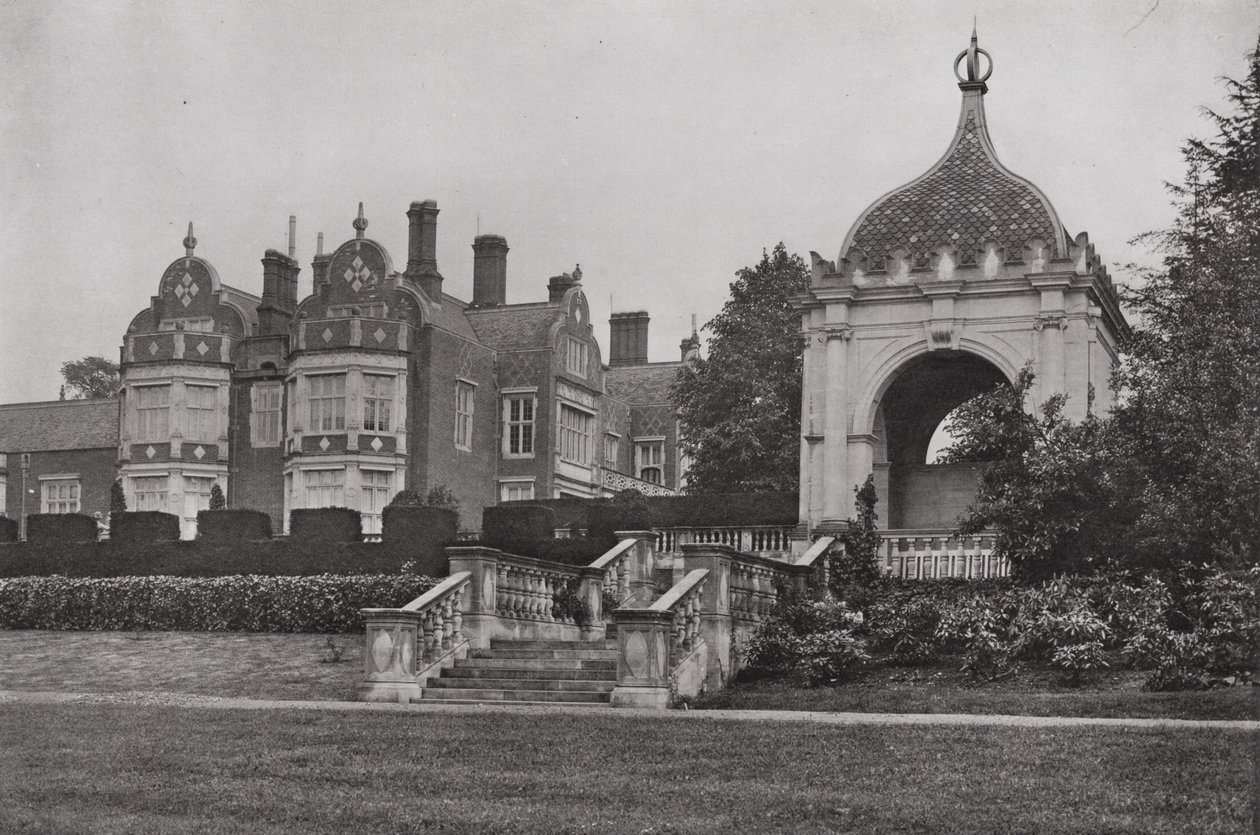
<box><xmin>488</xmin><ymin>639</ymin><xmax>616</xmax><ymax>651</ymax></box>
<box><xmin>470</xmin><ymin>647</ymin><xmax>617</xmax><ymax>661</ymax></box>
<box><xmin>454</xmin><ymin>657</ymin><xmax>617</xmax><ymax>672</ymax></box>
<box><xmin>443</xmin><ymin>666</ymin><xmax>615</xmax><ymax>682</ymax></box>
<box><xmin>427</xmin><ymin>677</ymin><xmax>614</xmax><ymax>693</ymax></box>
<box><xmin>422</xmin><ymin>687</ymin><xmax>611</xmax><ymax>704</ymax></box>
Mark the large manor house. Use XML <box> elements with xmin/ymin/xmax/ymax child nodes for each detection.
<box><xmin>0</xmin><ymin>32</ymin><xmax>1125</xmax><ymax>547</ymax></box>
<box><xmin>0</xmin><ymin>202</ymin><xmax>695</xmax><ymax>538</ymax></box>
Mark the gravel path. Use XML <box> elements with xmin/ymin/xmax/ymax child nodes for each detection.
<box><xmin>3</xmin><ymin>689</ymin><xmax>1256</xmax><ymax>731</ymax></box>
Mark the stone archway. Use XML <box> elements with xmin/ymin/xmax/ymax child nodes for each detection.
<box><xmin>870</xmin><ymin>351</ymin><xmax>1007</xmax><ymax>528</ymax></box>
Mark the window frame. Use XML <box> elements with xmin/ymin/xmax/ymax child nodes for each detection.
<box><xmin>186</xmin><ymin>383</ymin><xmax>218</xmax><ymax>443</ymax></box>
<box><xmin>502</xmin><ymin>392</ymin><xmax>537</xmax><ymax>458</ymax></box>
<box><xmin>40</xmin><ymin>476</ymin><xmax>80</xmax><ymax>514</ymax></box>
<box><xmin>359</xmin><ymin>468</ymin><xmax>393</xmax><ymax>535</ymax></box>
<box><xmin>251</xmin><ymin>382</ymin><xmax>283</xmax><ymax>448</ymax></box>
<box><xmin>308</xmin><ymin>373</ymin><xmax>346</xmax><ymax>433</ymax></box>
<box><xmin>303</xmin><ymin>467</ymin><xmax>345</xmax><ymax>508</ymax></box>
<box><xmin>134</xmin><ymin>384</ymin><xmax>171</xmax><ymax>442</ymax></box>
<box><xmin>362</xmin><ymin>373</ymin><xmax>395</xmax><ymax>434</ymax></box>
<box><xmin>564</xmin><ymin>336</ymin><xmax>588</xmax><ymax>377</ymax></box>
<box><xmin>455</xmin><ymin>380</ymin><xmax>476</xmax><ymax>451</ymax></box>
<box><xmin>499</xmin><ymin>479</ymin><xmax>536</xmax><ymax>502</ymax></box>
<box><xmin>132</xmin><ymin>475</ymin><xmax>170</xmax><ymax>512</ymax></box>
<box><xmin>558</xmin><ymin>402</ymin><xmax>595</xmax><ymax>465</ymax></box>
<box><xmin>603</xmin><ymin>433</ymin><xmax>620</xmax><ymax>470</ymax></box>
<box><xmin>635</xmin><ymin>437</ymin><xmax>666</xmax><ymax>485</ymax></box>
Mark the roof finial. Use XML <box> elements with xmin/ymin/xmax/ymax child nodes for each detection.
<box><xmin>352</xmin><ymin>202</ymin><xmax>368</xmax><ymax>239</ymax></box>
<box><xmin>183</xmin><ymin>222</ymin><xmax>197</xmax><ymax>256</ymax></box>
<box><xmin>572</xmin><ymin>263</ymin><xmax>582</xmax><ymax>283</ymax></box>
<box><xmin>954</xmin><ymin>23</ymin><xmax>992</xmax><ymax>86</ymax></box>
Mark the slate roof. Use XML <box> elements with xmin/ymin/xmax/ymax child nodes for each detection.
<box><xmin>846</xmin><ymin>112</ymin><xmax>1062</xmax><ymax>264</ymax></box>
<box><xmin>605</xmin><ymin>362</ymin><xmax>684</xmax><ymax>405</ymax></box>
<box><xmin>465</xmin><ymin>304</ymin><xmax>562</xmax><ymax>352</ymax></box>
<box><xmin>0</xmin><ymin>398</ymin><xmax>119</xmax><ymax>452</ymax></box>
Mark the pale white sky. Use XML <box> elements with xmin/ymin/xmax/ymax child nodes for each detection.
<box><xmin>1</xmin><ymin>1</ymin><xmax>1256</xmax><ymax>403</ymax></box>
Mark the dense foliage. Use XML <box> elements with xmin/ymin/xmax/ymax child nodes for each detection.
<box><xmin>25</xmin><ymin>513</ymin><xmax>97</xmax><ymax>543</ymax></box>
<box><xmin>289</xmin><ymin>507</ymin><xmax>362</xmax><ymax>543</ymax></box>
<box><xmin>673</xmin><ymin>243</ymin><xmax>810</xmax><ymax>493</ymax></box>
<box><xmin>0</xmin><ymin>573</ymin><xmax>435</xmax><ymax>633</ymax></box>
<box><xmin>59</xmin><ymin>355</ymin><xmax>120</xmax><ymax>399</ymax></box>
<box><xmin>110</xmin><ymin>511</ymin><xmax>181</xmax><ymax>544</ymax></box>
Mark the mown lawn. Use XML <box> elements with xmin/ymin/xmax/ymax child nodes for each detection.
<box><xmin>0</xmin><ymin>703</ymin><xmax>1255</xmax><ymax>834</ymax></box>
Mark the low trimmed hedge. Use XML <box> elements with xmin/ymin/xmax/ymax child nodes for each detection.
<box><xmin>290</xmin><ymin>508</ymin><xmax>361</xmax><ymax>542</ymax></box>
<box><xmin>197</xmin><ymin>509</ymin><xmax>273</xmax><ymax>542</ymax></box>
<box><xmin>0</xmin><ymin>540</ymin><xmax>422</xmax><ymax>578</ymax></box>
<box><xmin>503</xmin><ymin>492</ymin><xmax>800</xmax><ymax>535</ymax></box>
<box><xmin>110</xmin><ymin>512</ymin><xmax>180</xmax><ymax>544</ymax></box>
<box><xmin>0</xmin><ymin>517</ymin><xmax>17</xmax><ymax>544</ymax></box>
<box><xmin>0</xmin><ymin>573</ymin><xmax>435</xmax><ymax>633</ymax></box>
<box><xmin>458</xmin><ymin>537</ymin><xmax>609</xmax><ymax>566</ymax></box>
<box><xmin>26</xmin><ymin>514</ymin><xmax>97</xmax><ymax>543</ymax></box>
<box><xmin>383</xmin><ymin>506</ymin><xmax>457</xmax><ymax>575</ymax></box>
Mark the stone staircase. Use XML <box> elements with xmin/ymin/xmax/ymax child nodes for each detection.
<box><xmin>422</xmin><ymin>639</ymin><xmax>618</xmax><ymax>705</ymax></box>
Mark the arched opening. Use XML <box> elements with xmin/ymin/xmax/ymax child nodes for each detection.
<box><xmin>871</xmin><ymin>351</ymin><xmax>1008</xmax><ymax>528</ymax></box>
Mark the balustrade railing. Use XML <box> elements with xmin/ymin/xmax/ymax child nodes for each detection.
<box><xmin>651</xmin><ymin>568</ymin><xmax>707</xmax><ymax>667</ymax></box>
<box><xmin>494</xmin><ymin>556</ymin><xmax>583</xmax><ymax>624</ymax></box>
<box><xmin>586</xmin><ymin>538</ymin><xmax>636</xmax><ymax>606</ymax></box>
<box><xmin>729</xmin><ymin>554</ymin><xmax>790</xmax><ymax>623</ymax></box>
<box><xmin>401</xmin><ymin>571</ymin><xmax>469</xmax><ymax>666</ymax></box>
<box><xmin>655</xmin><ymin>525</ymin><xmax>795</xmax><ymax>560</ymax></box>
<box><xmin>879</xmin><ymin>530</ymin><xmax>1007</xmax><ymax>579</ymax></box>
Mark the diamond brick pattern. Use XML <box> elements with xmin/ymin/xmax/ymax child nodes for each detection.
<box><xmin>196</xmin><ymin>341</ymin><xmax>209</xmax><ymax>356</ymax></box>
<box><xmin>370</xmin><ymin>436</ymin><xmax>383</xmax><ymax>452</ymax></box>
<box><xmin>145</xmin><ymin>445</ymin><xmax>157</xmax><ymax>459</ymax></box>
<box><xmin>319</xmin><ymin>436</ymin><xmax>331</xmax><ymax>451</ymax></box>
<box><xmin>849</xmin><ymin>112</ymin><xmax>1059</xmax><ymax>265</ymax></box>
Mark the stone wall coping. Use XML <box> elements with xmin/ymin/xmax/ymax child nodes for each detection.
<box><xmin>446</xmin><ymin>546</ymin><xmax>583</xmax><ymax>577</ymax></box>
<box><xmin>400</xmin><ymin>570</ymin><xmax>470</xmax><ymax>612</ymax></box>
<box><xmin>587</xmin><ymin>538</ymin><xmax>636</xmax><ymax>571</ymax></box>
<box><xmin>650</xmin><ymin>568</ymin><xmax>708</xmax><ymax>612</ymax></box>
<box><xmin>795</xmin><ymin>535</ymin><xmax>837</xmax><ymax>567</ymax></box>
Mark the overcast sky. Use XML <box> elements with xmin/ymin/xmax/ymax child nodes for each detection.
<box><xmin>1</xmin><ymin>1</ymin><xmax>1255</xmax><ymax>403</ymax></box>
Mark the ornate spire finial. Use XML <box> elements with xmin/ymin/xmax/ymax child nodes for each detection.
<box><xmin>572</xmin><ymin>263</ymin><xmax>582</xmax><ymax>283</ymax></box>
<box><xmin>954</xmin><ymin>24</ymin><xmax>992</xmax><ymax>86</ymax></box>
<box><xmin>353</xmin><ymin>202</ymin><xmax>368</xmax><ymax>239</ymax></box>
<box><xmin>183</xmin><ymin>222</ymin><xmax>197</xmax><ymax>256</ymax></box>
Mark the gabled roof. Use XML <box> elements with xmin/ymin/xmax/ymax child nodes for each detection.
<box><xmin>0</xmin><ymin>398</ymin><xmax>119</xmax><ymax>452</ymax></box>
<box><xmin>465</xmin><ymin>304</ymin><xmax>563</xmax><ymax>352</ymax></box>
<box><xmin>605</xmin><ymin>362</ymin><xmax>684</xmax><ymax>405</ymax></box>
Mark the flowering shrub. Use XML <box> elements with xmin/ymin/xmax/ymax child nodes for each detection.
<box><xmin>0</xmin><ymin>574</ymin><xmax>435</xmax><ymax>634</ymax></box>
<box><xmin>744</xmin><ymin>594</ymin><xmax>869</xmax><ymax>684</ymax></box>
<box><xmin>866</xmin><ymin>596</ymin><xmax>941</xmax><ymax>665</ymax></box>
<box><xmin>935</xmin><ymin>595</ymin><xmax>1009</xmax><ymax>678</ymax></box>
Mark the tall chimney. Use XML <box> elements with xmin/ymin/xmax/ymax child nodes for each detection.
<box><xmin>609</xmin><ymin>311</ymin><xmax>650</xmax><ymax>366</ymax></box>
<box><xmin>406</xmin><ymin>200</ymin><xmax>443</xmax><ymax>299</ymax></box>
<box><xmin>311</xmin><ymin>232</ymin><xmax>331</xmax><ymax>295</ymax></box>
<box><xmin>472</xmin><ymin>234</ymin><xmax>509</xmax><ymax>306</ymax></box>
<box><xmin>258</xmin><ymin>248</ymin><xmax>300</xmax><ymax>336</ymax></box>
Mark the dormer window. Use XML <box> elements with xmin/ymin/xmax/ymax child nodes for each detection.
<box><xmin>565</xmin><ymin>337</ymin><xmax>588</xmax><ymax>377</ymax></box>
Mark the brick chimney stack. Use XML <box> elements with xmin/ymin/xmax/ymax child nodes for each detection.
<box><xmin>311</xmin><ymin>232</ymin><xmax>331</xmax><ymax>295</ymax></box>
<box><xmin>258</xmin><ymin>248</ymin><xmax>300</xmax><ymax>337</ymax></box>
<box><xmin>471</xmin><ymin>235</ymin><xmax>510</xmax><ymax>307</ymax></box>
<box><xmin>406</xmin><ymin>200</ymin><xmax>443</xmax><ymax>300</ymax></box>
<box><xmin>609</xmin><ymin>311</ymin><xmax>650</xmax><ymax>366</ymax></box>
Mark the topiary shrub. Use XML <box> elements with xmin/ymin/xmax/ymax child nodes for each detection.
<box><xmin>26</xmin><ymin>514</ymin><xmax>98</xmax><ymax>543</ymax></box>
<box><xmin>587</xmin><ymin>490</ymin><xmax>655</xmax><ymax>549</ymax></box>
<box><xmin>208</xmin><ymin>483</ymin><xmax>226</xmax><ymax>510</ymax></box>
<box><xmin>0</xmin><ymin>517</ymin><xmax>17</xmax><ymax>544</ymax></box>
<box><xmin>197</xmin><ymin>509</ymin><xmax>272</xmax><ymax>543</ymax></box>
<box><xmin>483</xmin><ymin>504</ymin><xmax>556</xmax><ymax>551</ymax></box>
<box><xmin>109</xmin><ymin>512</ymin><xmax>180</xmax><ymax>544</ymax></box>
<box><xmin>382</xmin><ymin>506</ymin><xmax>457</xmax><ymax>576</ymax></box>
<box><xmin>289</xmin><ymin>508</ymin><xmax>362</xmax><ymax>543</ymax></box>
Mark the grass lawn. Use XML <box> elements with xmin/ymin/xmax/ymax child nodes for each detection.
<box><xmin>697</xmin><ymin>665</ymin><xmax>1260</xmax><ymax>722</ymax></box>
<box><xmin>1</xmin><ymin>703</ymin><xmax>1255</xmax><ymax>834</ymax></box>
<box><xmin>0</xmin><ymin>631</ymin><xmax>361</xmax><ymax>701</ymax></box>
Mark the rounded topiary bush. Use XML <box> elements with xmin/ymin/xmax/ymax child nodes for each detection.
<box><xmin>26</xmin><ymin>513</ymin><xmax>98</xmax><ymax>543</ymax></box>
<box><xmin>110</xmin><ymin>511</ymin><xmax>181</xmax><ymax>544</ymax></box>
<box><xmin>289</xmin><ymin>507</ymin><xmax>362</xmax><ymax>543</ymax></box>
<box><xmin>197</xmin><ymin>509</ymin><xmax>273</xmax><ymax>542</ymax></box>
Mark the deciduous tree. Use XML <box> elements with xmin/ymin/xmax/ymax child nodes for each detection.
<box><xmin>60</xmin><ymin>356</ymin><xmax>120</xmax><ymax>399</ymax></box>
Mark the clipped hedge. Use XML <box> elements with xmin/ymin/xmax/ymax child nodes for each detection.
<box><xmin>197</xmin><ymin>509</ymin><xmax>273</xmax><ymax>542</ymax></box>
<box><xmin>483</xmin><ymin>505</ymin><xmax>556</xmax><ymax>550</ymax></box>
<box><xmin>0</xmin><ymin>573</ymin><xmax>435</xmax><ymax>633</ymax></box>
<box><xmin>290</xmin><ymin>507</ymin><xmax>362</xmax><ymax>542</ymax></box>
<box><xmin>26</xmin><ymin>513</ymin><xmax>97</xmax><ymax>543</ymax></box>
<box><xmin>0</xmin><ymin>517</ymin><xmax>17</xmax><ymax>544</ymax></box>
<box><xmin>504</xmin><ymin>492</ymin><xmax>800</xmax><ymax>534</ymax></box>
<box><xmin>110</xmin><ymin>511</ymin><xmax>180</xmax><ymax>544</ymax></box>
<box><xmin>0</xmin><ymin>539</ymin><xmax>423</xmax><ymax>578</ymax></box>
<box><xmin>382</xmin><ymin>506</ymin><xmax>457</xmax><ymax>576</ymax></box>
<box><xmin>458</xmin><ymin>537</ymin><xmax>608</xmax><ymax>566</ymax></box>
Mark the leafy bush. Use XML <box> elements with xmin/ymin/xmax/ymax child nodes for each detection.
<box><xmin>382</xmin><ymin>506</ymin><xmax>457</xmax><ymax>575</ymax></box>
<box><xmin>743</xmin><ymin>590</ymin><xmax>869</xmax><ymax>685</ymax></box>
<box><xmin>197</xmin><ymin>509</ymin><xmax>273</xmax><ymax>542</ymax></box>
<box><xmin>26</xmin><ymin>513</ymin><xmax>97</xmax><ymax>543</ymax></box>
<box><xmin>550</xmin><ymin>577</ymin><xmax>592</xmax><ymax>625</ymax></box>
<box><xmin>0</xmin><ymin>517</ymin><xmax>17</xmax><ymax>544</ymax></box>
<box><xmin>0</xmin><ymin>573</ymin><xmax>435</xmax><ymax>633</ymax></box>
<box><xmin>208</xmin><ymin>483</ymin><xmax>226</xmax><ymax>510</ymax></box>
<box><xmin>935</xmin><ymin>594</ymin><xmax>1009</xmax><ymax>679</ymax></box>
<box><xmin>110</xmin><ymin>512</ymin><xmax>180</xmax><ymax>544</ymax></box>
<box><xmin>867</xmin><ymin>595</ymin><xmax>941</xmax><ymax>665</ymax></box>
<box><xmin>587</xmin><ymin>490</ymin><xmax>654</xmax><ymax>549</ymax></box>
<box><xmin>289</xmin><ymin>508</ymin><xmax>361</xmax><ymax>543</ymax></box>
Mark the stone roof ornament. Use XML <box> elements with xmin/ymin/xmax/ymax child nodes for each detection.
<box><xmin>183</xmin><ymin>222</ymin><xmax>197</xmax><ymax>257</ymax></box>
<box><xmin>572</xmin><ymin>264</ymin><xmax>582</xmax><ymax>283</ymax></box>
<box><xmin>954</xmin><ymin>24</ymin><xmax>992</xmax><ymax>88</ymax></box>
<box><xmin>353</xmin><ymin>202</ymin><xmax>368</xmax><ymax>239</ymax></box>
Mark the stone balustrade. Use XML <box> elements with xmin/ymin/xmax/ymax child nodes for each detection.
<box><xmin>494</xmin><ymin>557</ymin><xmax>582</xmax><ymax>623</ymax></box>
<box><xmin>586</xmin><ymin>538</ymin><xmax>637</xmax><ymax>606</ymax></box>
<box><xmin>879</xmin><ymin>530</ymin><xmax>1007</xmax><ymax>579</ymax></box>
<box><xmin>609</xmin><ymin>568</ymin><xmax>709</xmax><ymax>708</ymax></box>
<box><xmin>655</xmin><ymin>525</ymin><xmax>795</xmax><ymax>560</ymax></box>
<box><xmin>357</xmin><ymin>570</ymin><xmax>470</xmax><ymax>703</ymax></box>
